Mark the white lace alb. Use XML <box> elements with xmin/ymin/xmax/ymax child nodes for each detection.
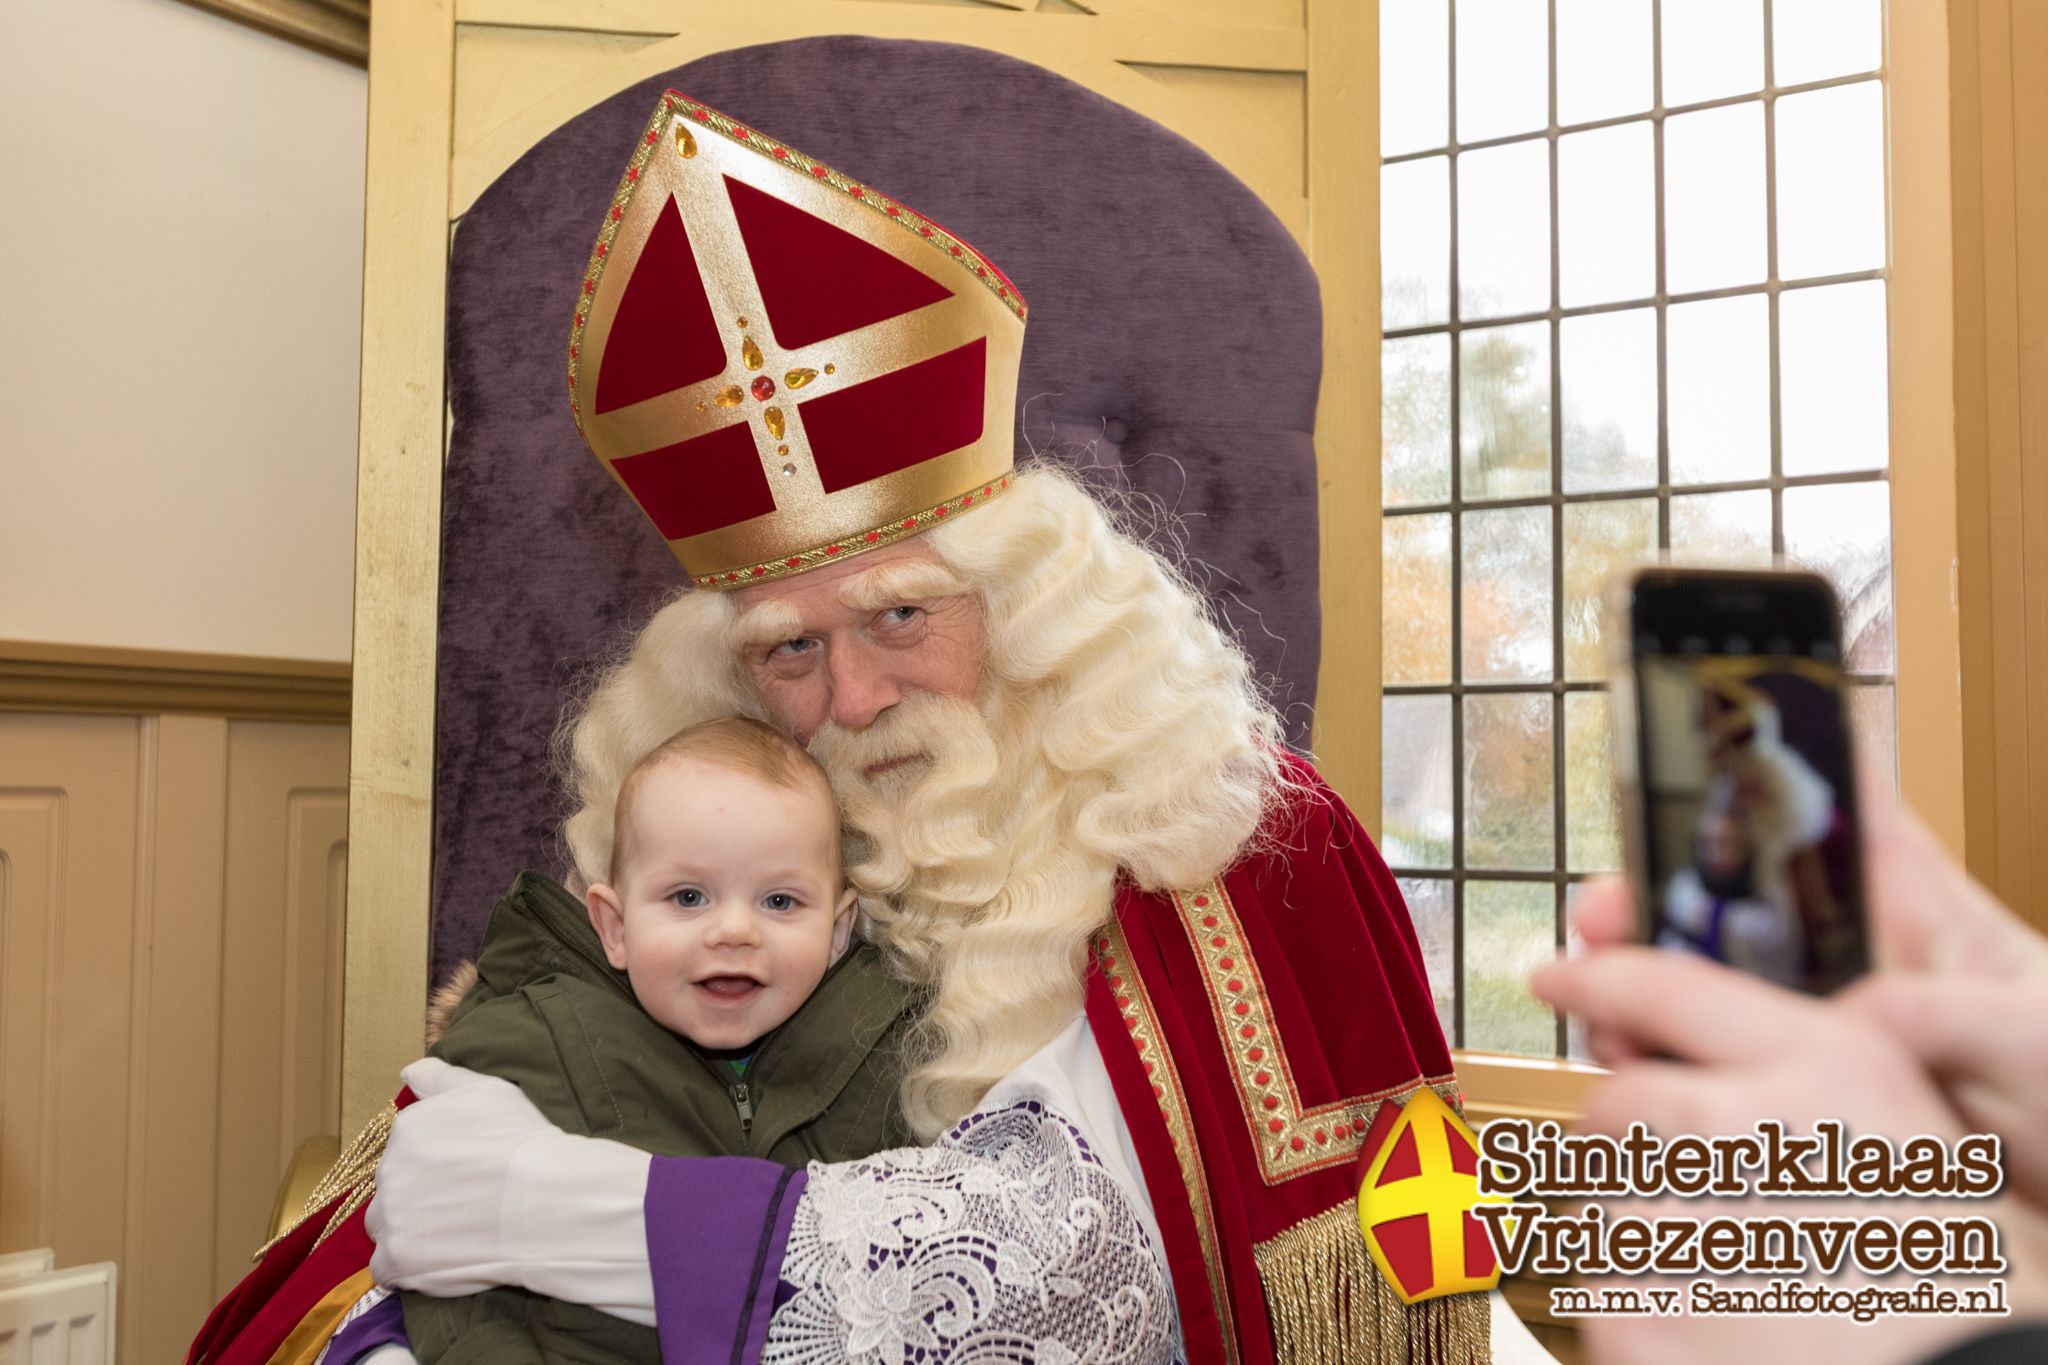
<box><xmin>764</xmin><ymin>1099</ymin><xmax>1182</xmax><ymax>1365</ymax></box>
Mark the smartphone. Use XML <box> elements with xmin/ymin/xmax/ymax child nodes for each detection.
<box><xmin>1607</xmin><ymin>566</ymin><xmax>1870</xmax><ymax>994</ymax></box>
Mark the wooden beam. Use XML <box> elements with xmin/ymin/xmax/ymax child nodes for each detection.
<box><xmin>342</xmin><ymin>0</ymin><xmax>456</xmax><ymax>1136</ymax></box>
<box><xmin>175</xmin><ymin>0</ymin><xmax>370</xmax><ymax>66</ymax></box>
<box><xmin>0</xmin><ymin>641</ymin><xmax>349</xmax><ymax>724</ymax></box>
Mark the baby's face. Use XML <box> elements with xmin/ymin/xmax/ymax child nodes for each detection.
<box><xmin>589</xmin><ymin>756</ymin><xmax>855</xmax><ymax>1050</ymax></box>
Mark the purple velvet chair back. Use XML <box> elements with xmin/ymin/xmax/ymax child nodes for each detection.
<box><xmin>432</xmin><ymin>36</ymin><xmax>1324</xmax><ymax>983</ymax></box>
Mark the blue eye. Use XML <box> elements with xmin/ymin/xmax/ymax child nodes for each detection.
<box><xmin>671</xmin><ymin>888</ymin><xmax>706</xmax><ymax>908</ymax></box>
<box><xmin>880</xmin><ymin>606</ymin><xmax>920</xmax><ymax>625</ymax></box>
<box><xmin>769</xmin><ymin>637</ymin><xmax>819</xmax><ymax>658</ymax></box>
<box><xmin>763</xmin><ymin>893</ymin><xmax>797</xmax><ymax>911</ymax></box>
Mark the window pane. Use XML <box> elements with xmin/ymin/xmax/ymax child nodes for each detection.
<box><xmin>1465</xmin><ymin>692</ymin><xmax>1555</xmax><ymax>869</ymax></box>
<box><xmin>1557</xmin><ymin>0</ymin><xmax>1653</xmax><ymax>126</ymax></box>
<box><xmin>1463</xmin><ymin>505</ymin><xmax>1554</xmax><ymax>681</ymax></box>
<box><xmin>1459</xmin><ymin>141</ymin><xmax>1551</xmax><ymax>321</ymax></box>
<box><xmin>1784</xmin><ymin>481</ymin><xmax>1894</xmax><ymax>671</ymax></box>
<box><xmin>1398</xmin><ymin>877</ymin><xmax>1457</xmax><ymax>1044</ymax></box>
<box><xmin>1773</xmin><ymin>0</ymin><xmax>1883</xmax><ymax>86</ymax></box>
<box><xmin>1385</xmin><ymin>512</ymin><xmax>1453</xmax><ymax>684</ymax></box>
<box><xmin>1383</xmin><ymin>157</ymin><xmax>1451</xmax><ymax>330</ymax></box>
<box><xmin>1560</xmin><ymin>123</ymin><xmax>1655</xmax><ymax>307</ymax></box>
<box><xmin>1460</xmin><ymin>322</ymin><xmax>1552</xmax><ymax>501</ymax></box>
<box><xmin>1562</xmin><ymin>309</ymin><xmax>1657</xmax><ymax>493</ymax></box>
<box><xmin>1384</xmin><ymin>695</ymin><xmax>1454</xmax><ymax>868</ymax></box>
<box><xmin>1849</xmin><ymin>682</ymin><xmax>1897</xmax><ymax>788</ymax></box>
<box><xmin>1381</xmin><ymin>0</ymin><xmax>1449</xmax><ymax>156</ymax></box>
<box><xmin>1665</xmin><ymin>103</ymin><xmax>1767</xmax><ymax>294</ymax></box>
<box><xmin>1563</xmin><ymin>498</ymin><xmax>1657</xmax><ymax>679</ymax></box>
<box><xmin>1671</xmin><ymin>489</ymin><xmax>1774</xmax><ymax>566</ymax></box>
<box><xmin>1668</xmin><ymin>294</ymin><xmax>1770</xmax><ymax>485</ymax></box>
<box><xmin>1777</xmin><ymin>81</ymin><xmax>1886</xmax><ymax>281</ymax></box>
<box><xmin>1456</xmin><ymin>0</ymin><xmax>1548</xmax><ymax>143</ymax></box>
<box><xmin>1384</xmin><ymin>334</ymin><xmax>1452</xmax><ymax>506</ymax></box>
<box><xmin>1662</xmin><ymin>0</ymin><xmax>1764</xmax><ymax>107</ymax></box>
<box><xmin>1465</xmin><ymin>880</ymin><xmax>1557</xmax><ymax>1055</ymax></box>
<box><xmin>1566</xmin><ymin>692</ymin><xmax>1622</xmax><ymax>871</ymax></box>
<box><xmin>1781</xmin><ymin>281</ymin><xmax>1890</xmax><ymax>476</ymax></box>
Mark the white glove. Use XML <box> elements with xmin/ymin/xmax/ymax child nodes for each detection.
<box><xmin>365</xmin><ymin>1058</ymin><xmax>658</xmax><ymax>1325</ymax></box>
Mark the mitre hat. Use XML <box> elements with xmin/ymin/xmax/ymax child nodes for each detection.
<box><xmin>567</xmin><ymin>91</ymin><xmax>1027</xmax><ymax>588</ymax></box>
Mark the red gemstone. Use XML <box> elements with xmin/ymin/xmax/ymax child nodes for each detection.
<box><xmin>850</xmin><ymin>186</ymin><xmax>865</xmax><ymax>197</ymax></box>
<box><xmin>1219</xmin><ymin>957</ymin><xmax>1234</xmax><ymax>971</ymax></box>
<box><xmin>1253</xmin><ymin>1070</ymin><xmax>1270</xmax><ymax>1086</ymax></box>
<box><xmin>887</xmin><ymin>205</ymin><xmax>902</xmax><ymax>216</ymax></box>
<box><xmin>583</xmin><ymin>280</ymin><xmax>595</xmax><ymax>294</ymax></box>
<box><xmin>785</xmin><ymin>557</ymin><xmax>800</xmax><ymax>567</ymax></box>
<box><xmin>1203</xmin><ymin>915</ymin><xmax>1218</xmax><ymax>928</ymax></box>
<box><xmin>751</xmin><ymin>567</ymin><xmax>765</xmax><ymax>576</ymax></box>
<box><xmin>1210</xmin><ymin>936</ymin><xmax>1225</xmax><ymax>949</ymax></box>
<box><xmin>1262</xmin><ymin>1094</ymin><xmax>1280</xmax><ymax>1110</ymax></box>
<box><xmin>961</xmin><ymin>494</ymin><xmax>972</xmax><ymax>505</ymax></box>
<box><xmin>920</xmin><ymin>226</ymin><xmax>934</xmax><ymax>236</ymax></box>
<box><xmin>1315</xmin><ymin>1129</ymin><xmax>1328</xmax><ymax>1144</ymax></box>
<box><xmin>611</xmin><ymin>206</ymin><xmax>622</xmax><ymax>221</ymax></box>
<box><xmin>1290</xmin><ymin>1136</ymin><xmax>1306</xmax><ymax>1152</ymax></box>
<box><xmin>864</xmin><ymin>530</ymin><xmax>881</xmax><ymax>542</ymax></box>
<box><xmin>1335</xmin><ymin>1124</ymin><xmax>1349</xmax><ymax>1139</ymax></box>
<box><xmin>773</xmin><ymin>147</ymin><xmax>788</xmax><ymax>159</ymax></box>
<box><xmin>1233</xmin><ymin>1001</ymin><xmax>1250</xmax><ymax>1016</ymax></box>
<box><xmin>934</xmin><ymin>505</ymin><xmax>947</xmax><ymax>516</ymax></box>
<box><xmin>1194</xmin><ymin>896</ymin><xmax>1210</xmax><ymax>908</ymax></box>
<box><xmin>901</xmin><ymin>519</ymin><xmax>917</xmax><ymax>530</ymax></box>
<box><xmin>751</xmin><ymin>376</ymin><xmax>776</xmax><ymax>401</ymax></box>
<box><xmin>724</xmin><ymin>573</ymin><xmax>736</xmax><ymax>582</ymax></box>
<box><xmin>1269</xmin><ymin>1119</ymin><xmax>1285</xmax><ymax>1134</ymax></box>
<box><xmin>645</xmin><ymin>130</ymin><xmax>658</xmax><ymax>144</ymax></box>
<box><xmin>626</xmin><ymin>168</ymin><xmax>639</xmax><ymax>181</ymax></box>
<box><xmin>734</xmin><ymin>127</ymin><xmax>750</xmax><ymax>139</ymax></box>
<box><xmin>1107</xmin><ymin>976</ymin><xmax>1122</xmax><ymax>989</ymax></box>
<box><xmin>950</xmin><ymin>245</ymin><xmax>962</xmax><ymax>256</ymax></box>
<box><xmin>1240</xmin><ymin>1025</ymin><xmax>1256</xmax><ymax>1039</ymax></box>
<box><xmin>825</xmin><ymin>545</ymin><xmax>841</xmax><ymax>555</ymax></box>
<box><xmin>1102</xmin><ymin>956</ymin><xmax>1116</xmax><ymax>971</ymax></box>
<box><xmin>812</xmin><ymin>165</ymin><xmax>829</xmax><ymax>178</ymax></box>
<box><xmin>1227</xmin><ymin>979</ymin><xmax>1243</xmax><ymax>994</ymax></box>
<box><xmin>1247</xmin><ymin>1047</ymin><xmax>1264</xmax><ymax>1062</ymax></box>
<box><xmin>983</xmin><ymin>486</ymin><xmax>992</xmax><ymax>495</ymax></box>
<box><xmin>568</xmin><ymin>346</ymin><xmax>578</xmax><ymax>358</ymax></box>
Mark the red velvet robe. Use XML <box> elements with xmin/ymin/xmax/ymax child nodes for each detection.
<box><xmin>1085</xmin><ymin>752</ymin><xmax>1488</xmax><ymax>1365</ymax></box>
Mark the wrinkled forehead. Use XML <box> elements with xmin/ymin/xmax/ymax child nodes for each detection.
<box><xmin>728</xmin><ymin>550</ymin><xmax>973</xmax><ymax>647</ymax></box>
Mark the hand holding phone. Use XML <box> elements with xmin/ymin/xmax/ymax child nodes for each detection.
<box><xmin>1607</xmin><ymin>567</ymin><xmax>1871</xmax><ymax>994</ymax></box>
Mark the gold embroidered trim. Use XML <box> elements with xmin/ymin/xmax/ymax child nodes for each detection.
<box><xmin>1252</xmin><ymin>1201</ymin><xmax>1491</xmax><ymax>1365</ymax></box>
<box><xmin>253</xmin><ymin>1102</ymin><xmax>397</xmax><ymax>1262</ymax></box>
<box><xmin>1173</xmin><ymin>880</ymin><xmax>1459</xmax><ymax>1184</ymax></box>
<box><xmin>687</xmin><ymin>473</ymin><xmax>1013</xmax><ymax>589</ymax></box>
<box><xmin>566</xmin><ymin>91</ymin><xmax>1027</xmax><ymax>433</ymax></box>
<box><xmin>1098</xmin><ymin>920</ymin><xmax>1242</xmax><ymax>1365</ymax></box>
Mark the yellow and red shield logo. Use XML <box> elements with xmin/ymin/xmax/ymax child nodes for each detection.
<box><xmin>1354</xmin><ymin>1088</ymin><xmax>1506</xmax><ymax>1304</ymax></box>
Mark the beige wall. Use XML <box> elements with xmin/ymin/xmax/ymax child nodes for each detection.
<box><xmin>0</xmin><ymin>0</ymin><xmax>365</xmax><ymax>663</ymax></box>
<box><xmin>0</xmin><ymin>710</ymin><xmax>349</xmax><ymax>1365</ymax></box>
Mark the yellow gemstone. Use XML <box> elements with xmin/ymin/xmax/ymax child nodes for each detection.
<box><xmin>714</xmin><ymin>385</ymin><xmax>744</xmax><ymax>407</ymax></box>
<box><xmin>741</xmin><ymin>336</ymin><xmax>763</xmax><ymax>371</ymax></box>
<box><xmin>823</xmin><ymin>363</ymin><xmax>836</xmax><ymax>375</ymax></box>
<box><xmin>785</xmin><ymin>367</ymin><xmax>819</xmax><ymax>390</ymax></box>
<box><xmin>675</xmin><ymin>125</ymin><xmax>698</xmax><ymax>158</ymax></box>
<box><xmin>765</xmin><ymin>406</ymin><xmax>786</xmax><ymax>440</ymax></box>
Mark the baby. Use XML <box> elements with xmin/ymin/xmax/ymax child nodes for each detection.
<box><xmin>402</xmin><ymin>716</ymin><xmax>916</xmax><ymax>1365</ymax></box>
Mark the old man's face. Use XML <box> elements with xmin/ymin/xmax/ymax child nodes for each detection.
<box><xmin>730</xmin><ymin>541</ymin><xmax>986</xmax><ymax>752</ymax></box>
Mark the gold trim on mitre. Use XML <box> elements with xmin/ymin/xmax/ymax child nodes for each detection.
<box><xmin>567</xmin><ymin>92</ymin><xmax>1027</xmax><ymax>588</ymax></box>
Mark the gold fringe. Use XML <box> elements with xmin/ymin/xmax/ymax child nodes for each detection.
<box><xmin>1253</xmin><ymin>1200</ymin><xmax>1491</xmax><ymax>1365</ymax></box>
<box><xmin>253</xmin><ymin>1102</ymin><xmax>397</xmax><ymax>1262</ymax></box>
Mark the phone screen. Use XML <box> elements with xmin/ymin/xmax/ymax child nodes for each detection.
<box><xmin>1624</xmin><ymin>571</ymin><xmax>1870</xmax><ymax>994</ymax></box>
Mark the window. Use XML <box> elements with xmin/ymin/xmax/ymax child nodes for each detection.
<box><xmin>1379</xmin><ymin>0</ymin><xmax>1894</xmax><ymax>1059</ymax></box>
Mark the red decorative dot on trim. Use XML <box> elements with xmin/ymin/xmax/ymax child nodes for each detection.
<box><xmin>1107</xmin><ymin>976</ymin><xmax>1122</xmax><ymax>989</ymax></box>
<box><xmin>1133</xmin><ymin>1037</ymin><xmax>1146</xmax><ymax>1051</ymax></box>
<box><xmin>1268</xmin><ymin>1119</ymin><xmax>1285</xmax><ymax>1134</ymax></box>
<box><xmin>596</xmin><ymin>244</ymin><xmax>608</xmax><ymax>257</ymax></box>
<box><xmin>811</xmin><ymin>165</ymin><xmax>829</xmax><ymax>178</ymax></box>
<box><xmin>949</xmin><ymin>245</ymin><xmax>962</xmax><ymax>256</ymax></box>
<box><xmin>772</xmin><ymin>147</ymin><xmax>788</xmax><ymax>159</ymax></box>
<box><xmin>902</xmin><ymin>519</ymin><xmax>918</xmax><ymax>530</ymax></box>
<box><xmin>576</xmin><ymin>315</ymin><xmax>585</xmax><ymax>326</ymax></box>
<box><xmin>1124</xmin><ymin>1015</ymin><xmax>1138</xmax><ymax>1031</ymax></box>
<box><xmin>1210</xmin><ymin>936</ymin><xmax>1225</xmax><ymax>949</ymax></box>
<box><xmin>1102</xmin><ymin>957</ymin><xmax>1116</xmax><ymax>971</ymax></box>
<box><xmin>864</xmin><ymin>531</ymin><xmax>881</xmax><ymax>542</ymax></box>
<box><xmin>850</xmin><ymin>186</ymin><xmax>866</xmax><ymax>198</ymax></box>
<box><xmin>785</xmin><ymin>557</ymin><xmax>800</xmax><ymax>567</ymax></box>
<box><xmin>920</xmin><ymin>226</ymin><xmax>934</xmax><ymax>236</ymax></box>
<box><xmin>934</xmin><ymin>505</ymin><xmax>947</xmax><ymax>516</ymax></box>
<box><xmin>645</xmin><ymin>130</ymin><xmax>658</xmax><ymax>144</ymax></box>
<box><xmin>887</xmin><ymin>205</ymin><xmax>902</xmax><ymax>216</ymax></box>
<box><xmin>1335</xmin><ymin>1123</ymin><xmax>1350</xmax><ymax>1140</ymax></box>
<box><xmin>1114</xmin><ymin>995</ymin><xmax>1129</xmax><ymax>1010</ymax></box>
<box><xmin>1314</xmin><ymin>1129</ymin><xmax>1328</xmax><ymax>1144</ymax></box>
<box><xmin>1227</xmin><ymin>979</ymin><xmax>1243</xmax><ymax>994</ymax></box>
<box><xmin>824</xmin><ymin>545</ymin><xmax>841</xmax><ymax>556</ymax></box>
<box><xmin>751</xmin><ymin>567</ymin><xmax>765</xmax><ymax>577</ymax></box>
<box><xmin>1219</xmin><ymin>957</ymin><xmax>1234</xmax><ymax>971</ymax></box>
<box><xmin>583</xmin><ymin>280</ymin><xmax>595</xmax><ymax>295</ymax></box>
<box><xmin>1290</xmin><ymin>1136</ymin><xmax>1306</xmax><ymax>1152</ymax></box>
<box><xmin>1193</xmin><ymin>896</ymin><xmax>1210</xmax><ymax>908</ymax></box>
<box><xmin>733</xmin><ymin>127</ymin><xmax>751</xmax><ymax>140</ymax></box>
<box><xmin>1152</xmin><ymin>1083</ymin><xmax>1164</xmax><ymax>1098</ymax></box>
<box><xmin>1001</xmin><ymin>477</ymin><xmax>1009</xmax><ymax>487</ymax></box>
<box><xmin>1203</xmin><ymin>915</ymin><xmax>1218</xmax><ymax>928</ymax></box>
<box><xmin>724</xmin><ymin>573</ymin><xmax>737</xmax><ymax>582</ymax></box>
<box><xmin>1239</xmin><ymin>1025</ymin><xmax>1256</xmax><ymax>1039</ymax></box>
<box><xmin>1253</xmin><ymin>1070</ymin><xmax>1270</xmax><ymax>1086</ymax></box>
<box><xmin>1142</xmin><ymin>1060</ymin><xmax>1154</xmax><ymax>1074</ymax></box>
<box><xmin>961</xmin><ymin>494</ymin><xmax>973</xmax><ymax>505</ymax></box>
<box><xmin>1262</xmin><ymin>1094</ymin><xmax>1280</xmax><ymax>1111</ymax></box>
<box><xmin>1246</xmin><ymin>1047</ymin><xmax>1264</xmax><ymax>1062</ymax></box>
<box><xmin>983</xmin><ymin>486</ymin><xmax>992</xmax><ymax>495</ymax></box>
<box><xmin>626</xmin><ymin>168</ymin><xmax>639</xmax><ymax>181</ymax></box>
<box><xmin>1233</xmin><ymin>1001</ymin><xmax>1250</xmax><ymax>1016</ymax></box>
<box><xmin>610</xmin><ymin>206</ymin><xmax>622</xmax><ymax>220</ymax></box>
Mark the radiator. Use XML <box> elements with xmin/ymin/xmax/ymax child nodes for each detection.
<box><xmin>0</xmin><ymin>1253</ymin><xmax>116</xmax><ymax>1365</ymax></box>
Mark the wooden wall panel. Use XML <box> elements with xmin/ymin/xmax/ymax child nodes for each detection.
<box><xmin>0</xmin><ymin>710</ymin><xmax>347</xmax><ymax>1365</ymax></box>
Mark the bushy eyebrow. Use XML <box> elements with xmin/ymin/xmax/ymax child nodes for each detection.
<box><xmin>730</xmin><ymin>600</ymin><xmax>805</xmax><ymax>653</ymax></box>
<box><xmin>837</xmin><ymin>559</ymin><xmax>971</xmax><ymax>611</ymax></box>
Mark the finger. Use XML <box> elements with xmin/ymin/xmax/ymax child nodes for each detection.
<box><xmin>1531</xmin><ymin>948</ymin><xmax>1824</xmax><ymax>1065</ymax></box>
<box><xmin>1858</xmin><ymin>781</ymin><xmax>2048</xmax><ymax>977</ymax></box>
<box><xmin>1840</xmin><ymin>975</ymin><xmax>2043</xmax><ymax>1082</ymax></box>
<box><xmin>1579</xmin><ymin>1060</ymin><xmax>1741</xmax><ymax>1139</ymax></box>
<box><xmin>1583</xmin><ymin>1023</ymin><xmax>1647</xmax><ymax>1070</ymax></box>
<box><xmin>398</xmin><ymin>1056</ymin><xmax>486</xmax><ymax>1097</ymax></box>
<box><xmin>1569</xmin><ymin>876</ymin><xmax>1636</xmax><ymax>950</ymax></box>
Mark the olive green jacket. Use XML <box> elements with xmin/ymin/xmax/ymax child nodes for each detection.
<box><xmin>401</xmin><ymin>871</ymin><xmax>918</xmax><ymax>1365</ymax></box>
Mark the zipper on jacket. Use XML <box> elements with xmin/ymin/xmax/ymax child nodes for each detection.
<box><xmin>730</xmin><ymin>1079</ymin><xmax>754</xmax><ymax>1133</ymax></box>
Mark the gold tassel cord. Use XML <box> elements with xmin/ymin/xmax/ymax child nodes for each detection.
<box><xmin>253</xmin><ymin>1102</ymin><xmax>397</xmax><ymax>1261</ymax></box>
<box><xmin>1253</xmin><ymin>1199</ymin><xmax>1491</xmax><ymax>1365</ymax></box>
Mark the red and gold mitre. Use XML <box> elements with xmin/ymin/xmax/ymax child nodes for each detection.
<box><xmin>566</xmin><ymin>92</ymin><xmax>1027</xmax><ymax>588</ymax></box>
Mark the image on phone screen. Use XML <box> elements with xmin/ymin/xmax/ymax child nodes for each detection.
<box><xmin>1632</xmin><ymin>617</ymin><xmax>1869</xmax><ymax>994</ymax></box>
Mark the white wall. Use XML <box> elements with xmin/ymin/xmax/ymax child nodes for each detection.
<box><xmin>0</xmin><ymin>0</ymin><xmax>365</xmax><ymax>662</ymax></box>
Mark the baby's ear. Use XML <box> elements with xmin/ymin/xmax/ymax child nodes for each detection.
<box><xmin>831</xmin><ymin>887</ymin><xmax>859</xmax><ymax>959</ymax></box>
<box><xmin>586</xmin><ymin>884</ymin><xmax>631</xmax><ymax>971</ymax></box>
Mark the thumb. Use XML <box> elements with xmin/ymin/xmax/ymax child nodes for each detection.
<box><xmin>398</xmin><ymin>1056</ymin><xmax>491</xmax><ymax>1098</ymax></box>
<box><xmin>1839</xmin><ymin>976</ymin><xmax>2020</xmax><ymax>1080</ymax></box>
